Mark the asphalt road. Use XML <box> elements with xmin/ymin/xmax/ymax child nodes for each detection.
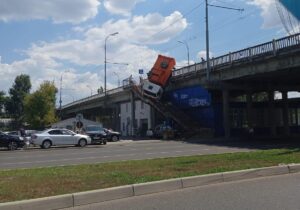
<box><xmin>65</xmin><ymin>173</ymin><xmax>300</xmax><ymax>210</ymax></box>
<box><xmin>0</xmin><ymin>139</ymin><xmax>259</xmax><ymax>169</ymax></box>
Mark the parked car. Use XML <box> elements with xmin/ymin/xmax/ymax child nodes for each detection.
<box><xmin>31</xmin><ymin>128</ymin><xmax>91</xmax><ymax>149</ymax></box>
<box><xmin>0</xmin><ymin>131</ymin><xmax>25</xmax><ymax>150</ymax></box>
<box><xmin>153</xmin><ymin>124</ymin><xmax>180</xmax><ymax>139</ymax></box>
<box><xmin>104</xmin><ymin>128</ymin><xmax>121</xmax><ymax>142</ymax></box>
<box><xmin>85</xmin><ymin>125</ymin><xmax>107</xmax><ymax>145</ymax></box>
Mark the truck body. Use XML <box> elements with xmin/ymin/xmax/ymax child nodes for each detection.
<box><xmin>142</xmin><ymin>55</ymin><xmax>176</xmax><ymax>98</ymax></box>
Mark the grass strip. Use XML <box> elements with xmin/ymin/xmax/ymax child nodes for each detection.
<box><xmin>1</xmin><ymin>148</ymin><xmax>300</xmax><ymax>203</ymax></box>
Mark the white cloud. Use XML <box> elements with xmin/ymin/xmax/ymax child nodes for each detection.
<box><xmin>28</xmin><ymin>11</ymin><xmax>187</xmax><ymax>65</ymax></box>
<box><xmin>0</xmin><ymin>11</ymin><xmax>188</xmax><ymax>105</ymax></box>
<box><xmin>104</xmin><ymin>0</ymin><xmax>144</xmax><ymax>16</ymax></box>
<box><xmin>247</xmin><ymin>0</ymin><xmax>281</xmax><ymax>29</ymax></box>
<box><xmin>0</xmin><ymin>0</ymin><xmax>100</xmax><ymax>24</ymax></box>
<box><xmin>197</xmin><ymin>50</ymin><xmax>213</xmax><ymax>60</ymax></box>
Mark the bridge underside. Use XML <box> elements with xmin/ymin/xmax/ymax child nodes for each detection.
<box><xmin>210</xmin><ymin>64</ymin><xmax>300</xmax><ymax>139</ymax></box>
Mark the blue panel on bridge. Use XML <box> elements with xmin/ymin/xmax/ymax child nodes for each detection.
<box><xmin>166</xmin><ymin>86</ymin><xmax>225</xmax><ymax>135</ymax></box>
<box><xmin>167</xmin><ymin>86</ymin><xmax>211</xmax><ymax>108</ymax></box>
<box><xmin>279</xmin><ymin>0</ymin><xmax>300</xmax><ymax>20</ymax></box>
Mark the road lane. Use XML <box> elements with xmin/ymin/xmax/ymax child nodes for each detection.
<box><xmin>0</xmin><ymin>140</ymin><xmax>256</xmax><ymax>169</ymax></box>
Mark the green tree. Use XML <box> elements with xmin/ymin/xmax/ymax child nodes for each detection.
<box><xmin>6</xmin><ymin>74</ymin><xmax>31</xmax><ymax>126</ymax></box>
<box><xmin>24</xmin><ymin>81</ymin><xmax>58</xmax><ymax>129</ymax></box>
<box><xmin>0</xmin><ymin>91</ymin><xmax>7</xmax><ymax>116</ymax></box>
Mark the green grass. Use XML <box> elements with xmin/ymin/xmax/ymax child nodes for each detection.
<box><xmin>1</xmin><ymin>148</ymin><xmax>300</xmax><ymax>202</ymax></box>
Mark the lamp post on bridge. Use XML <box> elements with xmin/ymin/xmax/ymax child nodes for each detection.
<box><xmin>59</xmin><ymin>69</ymin><xmax>70</xmax><ymax>117</ymax></box>
<box><xmin>104</xmin><ymin>32</ymin><xmax>119</xmax><ymax>95</ymax></box>
<box><xmin>178</xmin><ymin>40</ymin><xmax>190</xmax><ymax>66</ymax></box>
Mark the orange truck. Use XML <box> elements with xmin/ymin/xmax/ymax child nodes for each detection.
<box><xmin>143</xmin><ymin>55</ymin><xmax>176</xmax><ymax>98</ymax></box>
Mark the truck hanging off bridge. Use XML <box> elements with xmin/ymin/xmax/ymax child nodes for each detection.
<box><xmin>142</xmin><ymin>55</ymin><xmax>176</xmax><ymax>99</ymax></box>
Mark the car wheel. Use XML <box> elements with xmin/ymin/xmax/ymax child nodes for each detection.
<box><xmin>78</xmin><ymin>139</ymin><xmax>87</xmax><ymax>147</ymax></box>
<box><xmin>42</xmin><ymin>140</ymin><xmax>51</xmax><ymax>149</ymax></box>
<box><xmin>111</xmin><ymin>135</ymin><xmax>119</xmax><ymax>142</ymax></box>
<box><xmin>8</xmin><ymin>141</ymin><xmax>18</xmax><ymax>151</ymax></box>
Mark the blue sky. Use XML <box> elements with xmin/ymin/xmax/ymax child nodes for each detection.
<box><xmin>0</xmin><ymin>0</ymin><xmax>296</xmax><ymax>105</ymax></box>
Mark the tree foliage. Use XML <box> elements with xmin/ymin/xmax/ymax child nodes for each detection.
<box><xmin>24</xmin><ymin>81</ymin><xmax>58</xmax><ymax>129</ymax></box>
<box><xmin>6</xmin><ymin>74</ymin><xmax>31</xmax><ymax>125</ymax></box>
<box><xmin>0</xmin><ymin>91</ymin><xmax>7</xmax><ymax>116</ymax></box>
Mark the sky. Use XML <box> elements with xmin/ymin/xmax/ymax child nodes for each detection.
<box><xmin>0</xmin><ymin>0</ymin><xmax>295</xmax><ymax>106</ymax></box>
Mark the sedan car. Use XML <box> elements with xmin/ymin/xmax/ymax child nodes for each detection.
<box><xmin>0</xmin><ymin>131</ymin><xmax>25</xmax><ymax>150</ymax></box>
<box><xmin>31</xmin><ymin>129</ymin><xmax>91</xmax><ymax>149</ymax></box>
<box><xmin>104</xmin><ymin>128</ymin><xmax>121</xmax><ymax>142</ymax></box>
<box><xmin>85</xmin><ymin>125</ymin><xmax>107</xmax><ymax>145</ymax></box>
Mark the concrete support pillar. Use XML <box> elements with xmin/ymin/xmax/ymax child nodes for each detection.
<box><xmin>222</xmin><ymin>89</ymin><xmax>230</xmax><ymax>139</ymax></box>
<box><xmin>130</xmin><ymin>91</ymin><xmax>136</xmax><ymax>136</ymax></box>
<box><xmin>268</xmin><ymin>91</ymin><xmax>277</xmax><ymax>137</ymax></box>
<box><xmin>282</xmin><ymin>91</ymin><xmax>290</xmax><ymax>136</ymax></box>
<box><xmin>246</xmin><ymin>92</ymin><xmax>253</xmax><ymax>129</ymax></box>
<box><xmin>150</xmin><ymin>106</ymin><xmax>155</xmax><ymax>130</ymax></box>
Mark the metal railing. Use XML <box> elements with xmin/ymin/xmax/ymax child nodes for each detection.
<box><xmin>173</xmin><ymin>33</ymin><xmax>300</xmax><ymax>77</ymax></box>
<box><xmin>61</xmin><ymin>86</ymin><xmax>124</xmax><ymax>109</ymax></box>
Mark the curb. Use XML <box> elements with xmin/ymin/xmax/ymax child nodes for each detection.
<box><xmin>1</xmin><ymin>163</ymin><xmax>300</xmax><ymax>209</ymax></box>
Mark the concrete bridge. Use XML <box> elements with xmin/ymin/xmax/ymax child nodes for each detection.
<box><xmin>61</xmin><ymin>33</ymin><xmax>300</xmax><ymax>138</ymax></box>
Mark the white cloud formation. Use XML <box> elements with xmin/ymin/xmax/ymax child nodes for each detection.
<box><xmin>247</xmin><ymin>0</ymin><xmax>281</xmax><ymax>29</ymax></box>
<box><xmin>0</xmin><ymin>0</ymin><xmax>100</xmax><ymax>24</ymax></box>
<box><xmin>0</xmin><ymin>11</ymin><xmax>187</xmax><ymax>105</ymax></box>
<box><xmin>28</xmin><ymin>11</ymin><xmax>187</xmax><ymax>66</ymax></box>
<box><xmin>104</xmin><ymin>0</ymin><xmax>144</xmax><ymax>16</ymax></box>
<box><xmin>197</xmin><ymin>50</ymin><xmax>213</xmax><ymax>60</ymax></box>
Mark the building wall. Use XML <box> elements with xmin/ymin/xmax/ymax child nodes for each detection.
<box><xmin>120</xmin><ymin>100</ymin><xmax>152</xmax><ymax>136</ymax></box>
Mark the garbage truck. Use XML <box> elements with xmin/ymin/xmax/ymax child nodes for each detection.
<box><xmin>142</xmin><ymin>55</ymin><xmax>176</xmax><ymax>99</ymax></box>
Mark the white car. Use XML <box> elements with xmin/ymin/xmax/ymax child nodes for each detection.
<box><xmin>31</xmin><ymin>129</ymin><xmax>91</xmax><ymax>149</ymax></box>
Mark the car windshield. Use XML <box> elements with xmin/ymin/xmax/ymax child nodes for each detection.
<box><xmin>86</xmin><ymin>126</ymin><xmax>102</xmax><ymax>132</ymax></box>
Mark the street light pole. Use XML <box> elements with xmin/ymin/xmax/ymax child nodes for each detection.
<box><xmin>86</xmin><ymin>85</ymin><xmax>92</xmax><ymax>96</ymax></box>
<box><xmin>104</xmin><ymin>32</ymin><xmax>119</xmax><ymax>95</ymax></box>
<box><xmin>178</xmin><ymin>40</ymin><xmax>190</xmax><ymax>66</ymax></box>
<box><xmin>113</xmin><ymin>71</ymin><xmax>120</xmax><ymax>87</ymax></box>
<box><xmin>59</xmin><ymin>70</ymin><xmax>70</xmax><ymax>117</ymax></box>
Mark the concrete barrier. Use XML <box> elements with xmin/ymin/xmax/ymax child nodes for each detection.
<box><xmin>223</xmin><ymin>165</ymin><xmax>289</xmax><ymax>182</ymax></box>
<box><xmin>0</xmin><ymin>194</ymin><xmax>73</xmax><ymax>210</ymax></box>
<box><xmin>255</xmin><ymin>165</ymin><xmax>289</xmax><ymax>177</ymax></box>
<box><xmin>288</xmin><ymin>163</ymin><xmax>300</xmax><ymax>173</ymax></box>
<box><xmin>182</xmin><ymin>173</ymin><xmax>223</xmax><ymax>188</ymax></box>
<box><xmin>73</xmin><ymin>185</ymin><xmax>134</xmax><ymax>206</ymax></box>
<box><xmin>133</xmin><ymin>178</ymin><xmax>182</xmax><ymax>196</ymax></box>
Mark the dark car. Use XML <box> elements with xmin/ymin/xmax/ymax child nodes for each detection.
<box><xmin>0</xmin><ymin>131</ymin><xmax>25</xmax><ymax>150</ymax></box>
<box><xmin>104</xmin><ymin>128</ymin><xmax>121</xmax><ymax>142</ymax></box>
<box><xmin>85</xmin><ymin>125</ymin><xmax>107</xmax><ymax>145</ymax></box>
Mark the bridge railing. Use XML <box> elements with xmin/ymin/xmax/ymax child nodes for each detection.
<box><xmin>61</xmin><ymin>86</ymin><xmax>124</xmax><ymax>109</ymax></box>
<box><xmin>173</xmin><ymin>33</ymin><xmax>300</xmax><ymax>77</ymax></box>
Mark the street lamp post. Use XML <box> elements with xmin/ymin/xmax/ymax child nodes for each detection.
<box><xmin>178</xmin><ymin>40</ymin><xmax>190</xmax><ymax>66</ymax></box>
<box><xmin>113</xmin><ymin>71</ymin><xmax>120</xmax><ymax>87</ymax></box>
<box><xmin>104</xmin><ymin>32</ymin><xmax>119</xmax><ymax>95</ymax></box>
<box><xmin>59</xmin><ymin>70</ymin><xmax>70</xmax><ymax>116</ymax></box>
<box><xmin>86</xmin><ymin>85</ymin><xmax>92</xmax><ymax>96</ymax></box>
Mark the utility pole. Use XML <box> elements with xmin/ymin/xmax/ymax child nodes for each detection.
<box><xmin>205</xmin><ymin>0</ymin><xmax>210</xmax><ymax>81</ymax></box>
